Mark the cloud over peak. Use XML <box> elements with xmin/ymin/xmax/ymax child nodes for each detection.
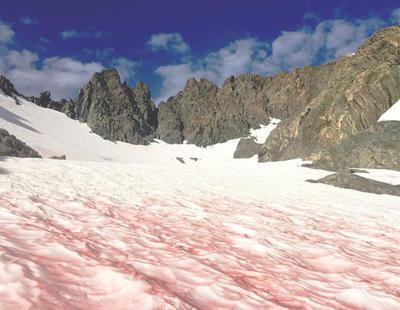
<box><xmin>147</xmin><ymin>32</ymin><xmax>190</xmax><ymax>54</ymax></box>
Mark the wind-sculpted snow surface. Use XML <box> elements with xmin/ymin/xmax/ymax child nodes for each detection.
<box><xmin>1</xmin><ymin>158</ymin><xmax>400</xmax><ymax>309</ymax></box>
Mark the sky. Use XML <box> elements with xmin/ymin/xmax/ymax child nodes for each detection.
<box><xmin>0</xmin><ymin>0</ymin><xmax>399</xmax><ymax>103</ymax></box>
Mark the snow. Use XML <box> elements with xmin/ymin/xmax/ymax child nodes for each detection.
<box><xmin>378</xmin><ymin>98</ymin><xmax>400</xmax><ymax>122</ymax></box>
<box><xmin>1</xmin><ymin>94</ymin><xmax>400</xmax><ymax>308</ymax></box>
<box><xmin>356</xmin><ymin>169</ymin><xmax>400</xmax><ymax>185</ymax></box>
<box><xmin>248</xmin><ymin>118</ymin><xmax>281</xmax><ymax>143</ymax></box>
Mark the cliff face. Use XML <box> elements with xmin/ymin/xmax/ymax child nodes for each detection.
<box><xmin>306</xmin><ymin>121</ymin><xmax>400</xmax><ymax>171</ymax></box>
<box><xmin>156</xmin><ymin>66</ymin><xmax>333</xmax><ymax>146</ymax></box>
<box><xmin>74</xmin><ymin>69</ymin><xmax>157</xmax><ymax>145</ymax></box>
<box><xmin>259</xmin><ymin>25</ymin><xmax>400</xmax><ymax>162</ymax></box>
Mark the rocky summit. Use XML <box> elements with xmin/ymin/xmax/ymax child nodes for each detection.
<box><xmin>0</xmin><ymin>76</ymin><xmax>20</xmax><ymax>97</ymax></box>
<box><xmin>74</xmin><ymin>68</ymin><xmax>157</xmax><ymax>145</ymax></box>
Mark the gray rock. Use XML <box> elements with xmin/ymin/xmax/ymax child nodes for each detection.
<box><xmin>176</xmin><ymin>157</ymin><xmax>185</xmax><ymax>164</ymax></box>
<box><xmin>0</xmin><ymin>75</ymin><xmax>20</xmax><ymax>104</ymax></box>
<box><xmin>0</xmin><ymin>129</ymin><xmax>41</xmax><ymax>158</ymax></box>
<box><xmin>233</xmin><ymin>137</ymin><xmax>262</xmax><ymax>158</ymax></box>
<box><xmin>307</xmin><ymin>170</ymin><xmax>400</xmax><ymax>197</ymax></box>
<box><xmin>26</xmin><ymin>91</ymin><xmax>77</xmax><ymax>118</ymax></box>
<box><xmin>74</xmin><ymin>69</ymin><xmax>157</xmax><ymax>145</ymax></box>
<box><xmin>306</xmin><ymin>121</ymin><xmax>400</xmax><ymax>171</ymax></box>
<box><xmin>157</xmin><ymin>75</ymin><xmax>271</xmax><ymax>146</ymax></box>
<box><xmin>0</xmin><ymin>76</ymin><xmax>19</xmax><ymax>97</ymax></box>
<box><xmin>50</xmin><ymin>155</ymin><xmax>66</xmax><ymax>160</ymax></box>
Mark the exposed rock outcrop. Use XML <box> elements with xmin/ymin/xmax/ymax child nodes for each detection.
<box><xmin>26</xmin><ymin>91</ymin><xmax>77</xmax><ymax>119</ymax></box>
<box><xmin>233</xmin><ymin>137</ymin><xmax>262</xmax><ymax>158</ymax></box>
<box><xmin>74</xmin><ymin>69</ymin><xmax>157</xmax><ymax>145</ymax></box>
<box><xmin>157</xmin><ymin>66</ymin><xmax>333</xmax><ymax>147</ymax></box>
<box><xmin>0</xmin><ymin>76</ymin><xmax>19</xmax><ymax>97</ymax></box>
<box><xmin>0</xmin><ymin>129</ymin><xmax>41</xmax><ymax>158</ymax></box>
<box><xmin>307</xmin><ymin>170</ymin><xmax>400</xmax><ymax>197</ymax></box>
<box><xmin>305</xmin><ymin>121</ymin><xmax>400</xmax><ymax>171</ymax></box>
<box><xmin>0</xmin><ymin>76</ymin><xmax>21</xmax><ymax>104</ymax></box>
<box><xmin>157</xmin><ymin>75</ymin><xmax>271</xmax><ymax>146</ymax></box>
<box><xmin>259</xmin><ymin>25</ymin><xmax>400</xmax><ymax>162</ymax></box>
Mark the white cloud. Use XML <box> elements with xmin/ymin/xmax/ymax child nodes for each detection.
<box><xmin>148</xmin><ymin>32</ymin><xmax>190</xmax><ymax>54</ymax></box>
<box><xmin>391</xmin><ymin>8</ymin><xmax>400</xmax><ymax>23</ymax></box>
<box><xmin>0</xmin><ymin>22</ymin><xmax>103</xmax><ymax>100</ymax></box>
<box><xmin>5</xmin><ymin>56</ymin><xmax>103</xmax><ymax>100</ymax></box>
<box><xmin>0</xmin><ymin>21</ymin><xmax>15</xmax><ymax>44</ymax></box>
<box><xmin>154</xmin><ymin>15</ymin><xmax>386</xmax><ymax>103</ymax></box>
<box><xmin>20</xmin><ymin>17</ymin><xmax>38</xmax><ymax>25</ymax></box>
<box><xmin>111</xmin><ymin>57</ymin><xmax>141</xmax><ymax>81</ymax></box>
<box><xmin>0</xmin><ymin>22</ymin><xmax>142</xmax><ymax>100</ymax></box>
<box><xmin>61</xmin><ymin>30</ymin><xmax>109</xmax><ymax>40</ymax></box>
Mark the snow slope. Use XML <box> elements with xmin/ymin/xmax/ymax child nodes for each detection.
<box><xmin>1</xmin><ymin>95</ymin><xmax>400</xmax><ymax>309</ymax></box>
<box><xmin>0</xmin><ymin>94</ymin><xmax>278</xmax><ymax>163</ymax></box>
<box><xmin>378</xmin><ymin>98</ymin><xmax>400</xmax><ymax>122</ymax></box>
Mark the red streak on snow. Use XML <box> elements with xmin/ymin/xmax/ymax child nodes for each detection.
<box><xmin>0</xmin><ymin>193</ymin><xmax>400</xmax><ymax>309</ymax></box>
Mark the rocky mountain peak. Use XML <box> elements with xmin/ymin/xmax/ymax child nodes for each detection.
<box><xmin>133</xmin><ymin>81</ymin><xmax>151</xmax><ymax>101</ymax></box>
<box><xmin>357</xmin><ymin>25</ymin><xmax>400</xmax><ymax>57</ymax></box>
<box><xmin>185</xmin><ymin>77</ymin><xmax>198</xmax><ymax>89</ymax></box>
<box><xmin>74</xmin><ymin>68</ymin><xmax>157</xmax><ymax>145</ymax></box>
<box><xmin>35</xmin><ymin>91</ymin><xmax>52</xmax><ymax>107</ymax></box>
<box><xmin>0</xmin><ymin>76</ymin><xmax>19</xmax><ymax>97</ymax></box>
<box><xmin>92</xmin><ymin>68</ymin><xmax>121</xmax><ymax>83</ymax></box>
<box><xmin>184</xmin><ymin>78</ymin><xmax>218</xmax><ymax>94</ymax></box>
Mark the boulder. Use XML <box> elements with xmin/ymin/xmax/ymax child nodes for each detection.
<box><xmin>0</xmin><ymin>129</ymin><xmax>41</xmax><ymax>158</ymax></box>
<box><xmin>233</xmin><ymin>137</ymin><xmax>262</xmax><ymax>158</ymax></box>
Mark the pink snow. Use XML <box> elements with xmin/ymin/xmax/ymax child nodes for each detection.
<box><xmin>1</xmin><ymin>191</ymin><xmax>400</xmax><ymax>309</ymax></box>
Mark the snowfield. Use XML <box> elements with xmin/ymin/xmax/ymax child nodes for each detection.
<box><xmin>1</xmin><ymin>95</ymin><xmax>400</xmax><ymax>309</ymax></box>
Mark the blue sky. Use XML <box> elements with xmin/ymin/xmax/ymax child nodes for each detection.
<box><xmin>0</xmin><ymin>0</ymin><xmax>399</xmax><ymax>102</ymax></box>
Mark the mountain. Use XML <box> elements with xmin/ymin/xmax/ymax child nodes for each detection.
<box><xmin>156</xmin><ymin>66</ymin><xmax>334</xmax><ymax>146</ymax></box>
<box><xmin>73</xmin><ymin>68</ymin><xmax>157</xmax><ymax>145</ymax></box>
<box><xmin>157</xmin><ymin>25</ymin><xmax>400</xmax><ymax>155</ymax></box>
<box><xmin>1</xmin><ymin>26</ymin><xmax>399</xmax><ymax>162</ymax></box>
<box><xmin>259</xmin><ymin>25</ymin><xmax>400</xmax><ymax>162</ymax></box>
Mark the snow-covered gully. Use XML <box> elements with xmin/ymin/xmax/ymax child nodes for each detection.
<box><xmin>1</xmin><ymin>158</ymin><xmax>400</xmax><ymax>309</ymax></box>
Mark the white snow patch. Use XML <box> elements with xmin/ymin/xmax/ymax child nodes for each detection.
<box><xmin>249</xmin><ymin>118</ymin><xmax>281</xmax><ymax>144</ymax></box>
<box><xmin>378</xmin><ymin>98</ymin><xmax>400</xmax><ymax>122</ymax></box>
